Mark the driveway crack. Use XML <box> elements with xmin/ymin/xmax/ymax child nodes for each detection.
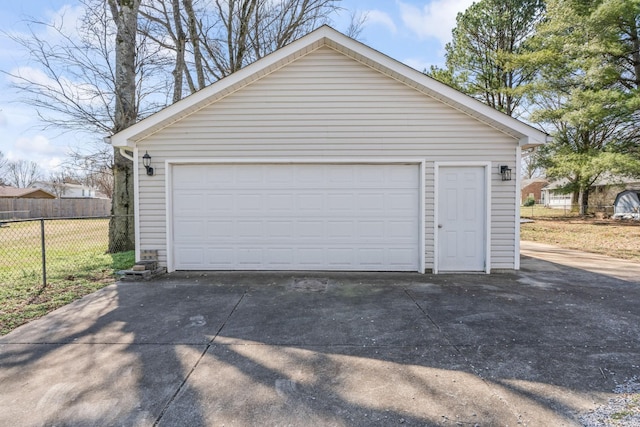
<box><xmin>153</xmin><ymin>291</ymin><xmax>246</xmax><ymax>426</ymax></box>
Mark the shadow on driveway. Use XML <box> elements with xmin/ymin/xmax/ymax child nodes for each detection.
<box><xmin>0</xmin><ymin>254</ymin><xmax>639</xmax><ymax>426</ymax></box>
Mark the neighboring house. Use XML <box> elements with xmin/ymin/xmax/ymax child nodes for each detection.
<box><xmin>542</xmin><ymin>177</ymin><xmax>640</xmax><ymax>210</ymax></box>
<box><xmin>58</xmin><ymin>183</ymin><xmax>97</xmax><ymax>199</ymax></box>
<box><xmin>31</xmin><ymin>181</ymin><xmax>101</xmax><ymax>198</ymax></box>
<box><xmin>0</xmin><ymin>186</ymin><xmax>56</xmax><ymax>199</ymax></box>
<box><xmin>541</xmin><ymin>179</ymin><xmax>572</xmax><ymax>209</ymax></box>
<box><xmin>110</xmin><ymin>26</ymin><xmax>547</xmax><ymax>274</ymax></box>
<box><xmin>521</xmin><ymin>178</ymin><xmax>548</xmax><ymax>205</ymax></box>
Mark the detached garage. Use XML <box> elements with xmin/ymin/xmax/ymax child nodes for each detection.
<box><xmin>110</xmin><ymin>26</ymin><xmax>547</xmax><ymax>274</ymax></box>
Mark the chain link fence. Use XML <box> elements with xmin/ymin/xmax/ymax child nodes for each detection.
<box><xmin>0</xmin><ymin>216</ymin><xmax>135</xmax><ymax>287</ymax></box>
<box><xmin>521</xmin><ymin>204</ymin><xmax>616</xmax><ymax>218</ymax></box>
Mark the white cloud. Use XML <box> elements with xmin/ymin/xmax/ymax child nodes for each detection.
<box><xmin>0</xmin><ymin>110</ymin><xmax>6</xmax><ymax>127</ymax></box>
<box><xmin>398</xmin><ymin>0</ymin><xmax>476</xmax><ymax>46</ymax></box>
<box><xmin>45</xmin><ymin>4</ymin><xmax>85</xmax><ymax>41</ymax></box>
<box><xmin>15</xmin><ymin>135</ymin><xmax>61</xmax><ymax>155</ymax></box>
<box><xmin>6</xmin><ymin>135</ymin><xmax>68</xmax><ymax>175</ymax></box>
<box><xmin>8</xmin><ymin>66</ymin><xmax>54</xmax><ymax>88</ymax></box>
<box><xmin>365</xmin><ymin>10</ymin><xmax>397</xmax><ymax>34</ymax></box>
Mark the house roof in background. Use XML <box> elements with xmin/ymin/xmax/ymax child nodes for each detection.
<box><xmin>521</xmin><ymin>178</ymin><xmax>549</xmax><ymax>188</ymax></box>
<box><xmin>0</xmin><ymin>186</ymin><xmax>56</xmax><ymax>199</ymax></box>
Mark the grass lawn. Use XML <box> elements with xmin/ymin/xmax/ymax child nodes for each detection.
<box><xmin>0</xmin><ymin>218</ymin><xmax>135</xmax><ymax>335</ymax></box>
<box><xmin>521</xmin><ymin>217</ymin><xmax>640</xmax><ymax>262</ymax></box>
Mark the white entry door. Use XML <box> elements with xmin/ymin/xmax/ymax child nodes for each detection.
<box><xmin>170</xmin><ymin>163</ymin><xmax>421</xmax><ymax>271</ymax></box>
<box><xmin>437</xmin><ymin>165</ymin><xmax>487</xmax><ymax>272</ymax></box>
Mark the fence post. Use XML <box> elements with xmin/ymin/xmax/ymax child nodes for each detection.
<box><xmin>40</xmin><ymin>218</ymin><xmax>47</xmax><ymax>286</ymax></box>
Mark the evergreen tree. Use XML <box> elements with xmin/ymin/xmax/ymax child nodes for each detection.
<box><xmin>522</xmin><ymin>0</ymin><xmax>640</xmax><ymax>213</ymax></box>
<box><xmin>430</xmin><ymin>0</ymin><xmax>545</xmax><ymax>117</ymax></box>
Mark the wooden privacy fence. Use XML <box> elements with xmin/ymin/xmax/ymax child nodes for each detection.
<box><xmin>0</xmin><ymin>198</ymin><xmax>111</xmax><ymax>219</ymax></box>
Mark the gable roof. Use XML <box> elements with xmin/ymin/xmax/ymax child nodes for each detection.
<box><xmin>110</xmin><ymin>25</ymin><xmax>548</xmax><ymax>149</ymax></box>
<box><xmin>0</xmin><ymin>186</ymin><xmax>56</xmax><ymax>199</ymax></box>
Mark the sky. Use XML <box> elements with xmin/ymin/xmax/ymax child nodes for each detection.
<box><xmin>0</xmin><ymin>0</ymin><xmax>475</xmax><ymax>176</ymax></box>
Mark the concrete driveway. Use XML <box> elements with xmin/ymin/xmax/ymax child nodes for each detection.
<box><xmin>1</xmin><ymin>246</ymin><xmax>639</xmax><ymax>426</ymax></box>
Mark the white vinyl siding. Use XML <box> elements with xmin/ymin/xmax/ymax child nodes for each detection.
<box><xmin>136</xmin><ymin>46</ymin><xmax>518</xmax><ymax>271</ymax></box>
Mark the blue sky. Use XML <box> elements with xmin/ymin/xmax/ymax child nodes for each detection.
<box><xmin>0</xmin><ymin>0</ymin><xmax>475</xmax><ymax>174</ymax></box>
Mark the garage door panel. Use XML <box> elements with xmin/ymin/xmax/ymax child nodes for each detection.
<box><xmin>358</xmin><ymin>221</ymin><xmax>385</xmax><ymax>239</ymax></box>
<box><xmin>389</xmin><ymin>248</ymin><xmax>416</xmax><ymax>266</ymax></box>
<box><xmin>175</xmin><ymin>247</ymin><xmax>205</xmax><ymax>267</ymax></box>
<box><xmin>237</xmin><ymin>221</ymin><xmax>263</xmax><ymax>238</ymax></box>
<box><xmin>327</xmin><ymin>248</ymin><xmax>355</xmax><ymax>266</ymax></box>
<box><xmin>174</xmin><ymin>193</ymin><xmax>204</xmax><ymax>212</ymax></box>
<box><xmin>173</xmin><ymin>220</ymin><xmax>205</xmax><ymax>240</ymax></box>
<box><xmin>267</xmin><ymin>221</ymin><xmax>295</xmax><ymax>237</ymax></box>
<box><xmin>208</xmin><ymin>247</ymin><xmax>234</xmax><ymax>266</ymax></box>
<box><xmin>358</xmin><ymin>248</ymin><xmax>384</xmax><ymax>266</ymax></box>
<box><xmin>208</xmin><ymin>220</ymin><xmax>234</xmax><ymax>238</ymax></box>
<box><xmin>297</xmin><ymin>194</ymin><xmax>324</xmax><ymax>210</ymax></box>
<box><xmin>206</xmin><ymin>194</ymin><xmax>234</xmax><ymax>211</ymax></box>
<box><xmin>297</xmin><ymin>221</ymin><xmax>324</xmax><ymax>238</ymax></box>
<box><xmin>171</xmin><ymin>164</ymin><xmax>420</xmax><ymax>271</ymax></box>
<box><xmin>327</xmin><ymin>221</ymin><xmax>355</xmax><ymax>238</ymax></box>
<box><xmin>327</xmin><ymin>193</ymin><xmax>355</xmax><ymax>210</ymax></box>
<box><xmin>357</xmin><ymin>193</ymin><xmax>385</xmax><ymax>210</ymax></box>
<box><xmin>173</xmin><ymin>166</ymin><xmax>206</xmax><ymax>188</ymax></box>
<box><xmin>267</xmin><ymin>194</ymin><xmax>295</xmax><ymax>210</ymax></box>
<box><xmin>236</xmin><ymin>194</ymin><xmax>263</xmax><ymax>210</ymax></box>
<box><xmin>389</xmin><ymin>220</ymin><xmax>416</xmax><ymax>238</ymax></box>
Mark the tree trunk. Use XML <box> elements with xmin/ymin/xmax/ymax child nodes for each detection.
<box><xmin>109</xmin><ymin>149</ymin><xmax>134</xmax><ymax>252</ymax></box>
<box><xmin>578</xmin><ymin>188</ymin><xmax>590</xmax><ymax>216</ymax></box>
<box><xmin>183</xmin><ymin>0</ymin><xmax>205</xmax><ymax>91</ymax></box>
<box><xmin>171</xmin><ymin>0</ymin><xmax>186</xmax><ymax>103</ymax></box>
<box><xmin>571</xmin><ymin>191</ymin><xmax>579</xmax><ymax>212</ymax></box>
<box><xmin>108</xmin><ymin>0</ymin><xmax>141</xmax><ymax>253</ymax></box>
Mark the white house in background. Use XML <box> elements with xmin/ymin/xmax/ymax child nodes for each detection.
<box><xmin>541</xmin><ymin>179</ymin><xmax>573</xmax><ymax>209</ymax></box>
<box><xmin>110</xmin><ymin>26</ymin><xmax>547</xmax><ymax>274</ymax></box>
<box><xmin>31</xmin><ymin>181</ymin><xmax>102</xmax><ymax>199</ymax></box>
<box><xmin>542</xmin><ymin>176</ymin><xmax>640</xmax><ymax>210</ymax></box>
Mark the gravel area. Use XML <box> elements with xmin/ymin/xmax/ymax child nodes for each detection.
<box><xmin>579</xmin><ymin>376</ymin><xmax>640</xmax><ymax>426</ymax></box>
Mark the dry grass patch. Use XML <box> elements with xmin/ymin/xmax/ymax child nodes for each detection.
<box><xmin>521</xmin><ymin>218</ymin><xmax>640</xmax><ymax>262</ymax></box>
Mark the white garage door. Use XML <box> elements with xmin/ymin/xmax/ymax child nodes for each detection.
<box><xmin>171</xmin><ymin>163</ymin><xmax>420</xmax><ymax>271</ymax></box>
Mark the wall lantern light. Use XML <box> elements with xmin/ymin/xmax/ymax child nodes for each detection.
<box><xmin>500</xmin><ymin>165</ymin><xmax>512</xmax><ymax>181</ymax></box>
<box><xmin>142</xmin><ymin>151</ymin><xmax>154</xmax><ymax>176</ymax></box>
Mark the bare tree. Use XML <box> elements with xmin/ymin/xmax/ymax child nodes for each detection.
<box><xmin>84</xmin><ymin>166</ymin><xmax>114</xmax><ymax>199</ymax></box>
<box><xmin>344</xmin><ymin>10</ymin><xmax>368</xmax><ymax>40</ymax></box>
<box><xmin>521</xmin><ymin>148</ymin><xmax>542</xmax><ymax>179</ymax></box>
<box><xmin>66</xmin><ymin>147</ymin><xmax>115</xmax><ymax>199</ymax></box>
<box><xmin>6</xmin><ymin>0</ymin><xmax>169</xmax><ymax>251</ymax></box>
<box><xmin>139</xmin><ymin>0</ymin><xmax>340</xmax><ymax>98</ymax></box>
<box><xmin>7</xmin><ymin>160</ymin><xmax>44</xmax><ymax>188</ymax></box>
<box><xmin>7</xmin><ymin>0</ymin><xmax>343</xmax><ymax>251</ymax></box>
<box><xmin>45</xmin><ymin>170</ymin><xmax>72</xmax><ymax>197</ymax></box>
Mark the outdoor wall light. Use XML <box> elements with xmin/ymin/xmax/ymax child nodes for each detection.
<box><xmin>142</xmin><ymin>151</ymin><xmax>154</xmax><ymax>176</ymax></box>
<box><xmin>500</xmin><ymin>165</ymin><xmax>512</xmax><ymax>181</ymax></box>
